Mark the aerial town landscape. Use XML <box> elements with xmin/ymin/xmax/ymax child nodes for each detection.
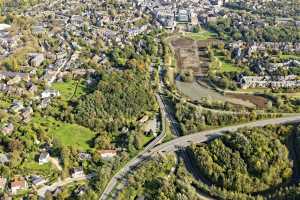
<box><xmin>0</xmin><ymin>0</ymin><xmax>299</xmax><ymax>199</ymax></box>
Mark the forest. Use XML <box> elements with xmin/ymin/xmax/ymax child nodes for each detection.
<box><xmin>208</xmin><ymin>18</ymin><xmax>300</xmax><ymax>43</ymax></box>
<box><xmin>118</xmin><ymin>155</ymin><xmax>202</xmax><ymax>200</ymax></box>
<box><xmin>190</xmin><ymin>125</ymin><xmax>294</xmax><ymax>194</ymax></box>
<box><xmin>175</xmin><ymin>100</ymin><xmax>280</xmax><ymax>134</ymax></box>
<box><xmin>74</xmin><ymin>68</ymin><xmax>157</xmax><ymax>133</ymax></box>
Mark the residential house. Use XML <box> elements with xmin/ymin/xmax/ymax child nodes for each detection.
<box><xmin>41</xmin><ymin>89</ymin><xmax>60</xmax><ymax>99</ymax></box>
<box><xmin>138</xmin><ymin>115</ymin><xmax>149</xmax><ymax>123</ymax></box>
<box><xmin>10</xmin><ymin>100</ymin><xmax>24</xmax><ymax>113</ymax></box>
<box><xmin>99</xmin><ymin>150</ymin><xmax>117</xmax><ymax>159</ymax></box>
<box><xmin>32</xmin><ymin>26</ymin><xmax>46</xmax><ymax>35</ymax></box>
<box><xmin>10</xmin><ymin>177</ymin><xmax>27</xmax><ymax>195</ymax></box>
<box><xmin>1</xmin><ymin>123</ymin><xmax>14</xmax><ymax>135</ymax></box>
<box><xmin>238</xmin><ymin>75</ymin><xmax>300</xmax><ymax>89</ymax></box>
<box><xmin>31</xmin><ymin>176</ymin><xmax>47</xmax><ymax>186</ymax></box>
<box><xmin>78</xmin><ymin>152</ymin><xmax>92</xmax><ymax>161</ymax></box>
<box><xmin>38</xmin><ymin>151</ymin><xmax>50</xmax><ymax>165</ymax></box>
<box><xmin>0</xmin><ymin>153</ymin><xmax>9</xmax><ymax>164</ymax></box>
<box><xmin>0</xmin><ymin>72</ymin><xmax>30</xmax><ymax>82</ymax></box>
<box><xmin>0</xmin><ymin>177</ymin><xmax>7</xmax><ymax>191</ymax></box>
<box><xmin>21</xmin><ymin>107</ymin><xmax>33</xmax><ymax>123</ymax></box>
<box><xmin>71</xmin><ymin>167</ymin><xmax>85</xmax><ymax>178</ymax></box>
<box><xmin>0</xmin><ymin>24</ymin><xmax>11</xmax><ymax>31</ymax></box>
<box><xmin>70</xmin><ymin>15</ymin><xmax>84</xmax><ymax>27</ymax></box>
<box><xmin>7</xmin><ymin>76</ymin><xmax>21</xmax><ymax>85</ymax></box>
<box><xmin>29</xmin><ymin>53</ymin><xmax>45</xmax><ymax>67</ymax></box>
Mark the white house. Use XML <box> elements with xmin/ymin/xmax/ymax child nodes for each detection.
<box><xmin>38</xmin><ymin>152</ymin><xmax>49</xmax><ymax>165</ymax></box>
<box><xmin>71</xmin><ymin>167</ymin><xmax>85</xmax><ymax>178</ymax></box>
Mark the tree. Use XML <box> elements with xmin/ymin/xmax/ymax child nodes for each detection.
<box><xmin>61</xmin><ymin>147</ymin><xmax>71</xmax><ymax>178</ymax></box>
<box><xmin>95</xmin><ymin>133</ymin><xmax>111</xmax><ymax>149</ymax></box>
<box><xmin>134</xmin><ymin>133</ymin><xmax>143</xmax><ymax>150</ymax></box>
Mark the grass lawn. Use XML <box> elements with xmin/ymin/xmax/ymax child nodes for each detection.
<box><xmin>212</xmin><ymin>50</ymin><xmax>243</xmax><ymax>73</ymax></box>
<box><xmin>237</xmin><ymin>88</ymin><xmax>271</xmax><ymax>93</ymax></box>
<box><xmin>141</xmin><ymin>135</ymin><xmax>154</xmax><ymax>147</ymax></box>
<box><xmin>22</xmin><ymin>162</ymin><xmax>52</xmax><ymax>172</ymax></box>
<box><xmin>21</xmin><ymin>161</ymin><xmax>58</xmax><ymax>177</ymax></box>
<box><xmin>52</xmin><ymin>80</ymin><xmax>85</xmax><ymax>100</ymax></box>
<box><xmin>274</xmin><ymin>92</ymin><xmax>300</xmax><ymax>98</ymax></box>
<box><xmin>0</xmin><ymin>94</ymin><xmax>12</xmax><ymax>109</ymax></box>
<box><xmin>279</xmin><ymin>54</ymin><xmax>300</xmax><ymax>61</ymax></box>
<box><xmin>32</xmin><ymin>115</ymin><xmax>95</xmax><ymax>151</ymax></box>
<box><xmin>216</xmin><ymin>55</ymin><xmax>243</xmax><ymax>72</ymax></box>
<box><xmin>184</xmin><ymin>29</ymin><xmax>217</xmax><ymax>41</ymax></box>
<box><xmin>0</xmin><ymin>99</ymin><xmax>11</xmax><ymax>109</ymax></box>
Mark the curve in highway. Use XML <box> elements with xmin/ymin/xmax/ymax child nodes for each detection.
<box><xmin>100</xmin><ymin>114</ymin><xmax>300</xmax><ymax>200</ymax></box>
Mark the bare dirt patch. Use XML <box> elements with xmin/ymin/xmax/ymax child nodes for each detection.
<box><xmin>170</xmin><ymin>37</ymin><xmax>209</xmax><ymax>77</ymax></box>
<box><xmin>226</xmin><ymin>93</ymin><xmax>269</xmax><ymax>109</ymax></box>
<box><xmin>176</xmin><ymin>80</ymin><xmax>256</xmax><ymax>108</ymax></box>
<box><xmin>171</xmin><ymin>37</ymin><xmax>194</xmax><ymax>48</ymax></box>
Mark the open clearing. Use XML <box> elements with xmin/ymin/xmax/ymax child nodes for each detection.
<box><xmin>170</xmin><ymin>35</ymin><xmax>257</xmax><ymax>108</ymax></box>
<box><xmin>175</xmin><ymin>80</ymin><xmax>256</xmax><ymax>108</ymax></box>
<box><xmin>170</xmin><ymin>37</ymin><xmax>210</xmax><ymax>77</ymax></box>
<box><xmin>32</xmin><ymin>115</ymin><xmax>95</xmax><ymax>151</ymax></box>
<box><xmin>52</xmin><ymin>80</ymin><xmax>85</xmax><ymax>100</ymax></box>
<box><xmin>184</xmin><ymin>30</ymin><xmax>217</xmax><ymax>41</ymax></box>
<box><xmin>226</xmin><ymin>93</ymin><xmax>269</xmax><ymax>109</ymax></box>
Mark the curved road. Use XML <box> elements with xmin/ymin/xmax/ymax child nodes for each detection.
<box><xmin>100</xmin><ymin>114</ymin><xmax>300</xmax><ymax>200</ymax></box>
<box><xmin>37</xmin><ymin>174</ymin><xmax>94</xmax><ymax>197</ymax></box>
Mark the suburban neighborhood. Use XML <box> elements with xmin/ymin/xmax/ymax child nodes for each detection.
<box><xmin>0</xmin><ymin>0</ymin><xmax>299</xmax><ymax>199</ymax></box>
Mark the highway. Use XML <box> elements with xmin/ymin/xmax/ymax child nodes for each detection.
<box><xmin>99</xmin><ymin>94</ymin><xmax>167</xmax><ymax>200</ymax></box>
<box><xmin>149</xmin><ymin>114</ymin><xmax>300</xmax><ymax>153</ymax></box>
<box><xmin>100</xmin><ymin>114</ymin><xmax>300</xmax><ymax>200</ymax></box>
<box><xmin>99</xmin><ymin>67</ymin><xmax>300</xmax><ymax>200</ymax></box>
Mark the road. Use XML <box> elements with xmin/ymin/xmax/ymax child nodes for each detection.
<box><xmin>37</xmin><ymin>93</ymin><xmax>167</xmax><ymax>199</ymax></box>
<box><xmin>100</xmin><ymin>114</ymin><xmax>300</xmax><ymax>200</ymax></box>
<box><xmin>150</xmin><ymin>115</ymin><xmax>300</xmax><ymax>153</ymax></box>
<box><xmin>100</xmin><ymin>66</ymin><xmax>300</xmax><ymax>200</ymax></box>
<box><xmin>37</xmin><ymin>174</ymin><xmax>94</xmax><ymax>197</ymax></box>
<box><xmin>99</xmin><ymin>94</ymin><xmax>167</xmax><ymax>200</ymax></box>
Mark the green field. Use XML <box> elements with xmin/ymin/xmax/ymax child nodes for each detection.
<box><xmin>215</xmin><ymin>55</ymin><xmax>243</xmax><ymax>72</ymax></box>
<box><xmin>21</xmin><ymin>161</ymin><xmax>57</xmax><ymax>177</ymax></box>
<box><xmin>237</xmin><ymin>88</ymin><xmax>270</xmax><ymax>93</ymax></box>
<box><xmin>184</xmin><ymin>30</ymin><xmax>217</xmax><ymax>41</ymax></box>
<box><xmin>52</xmin><ymin>80</ymin><xmax>85</xmax><ymax>100</ymax></box>
<box><xmin>279</xmin><ymin>54</ymin><xmax>300</xmax><ymax>61</ymax></box>
<box><xmin>33</xmin><ymin>115</ymin><xmax>95</xmax><ymax>151</ymax></box>
<box><xmin>141</xmin><ymin>135</ymin><xmax>154</xmax><ymax>147</ymax></box>
<box><xmin>212</xmin><ymin>50</ymin><xmax>243</xmax><ymax>73</ymax></box>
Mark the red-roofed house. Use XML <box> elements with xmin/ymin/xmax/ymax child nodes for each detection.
<box><xmin>11</xmin><ymin>177</ymin><xmax>27</xmax><ymax>195</ymax></box>
<box><xmin>99</xmin><ymin>150</ymin><xmax>117</xmax><ymax>159</ymax></box>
